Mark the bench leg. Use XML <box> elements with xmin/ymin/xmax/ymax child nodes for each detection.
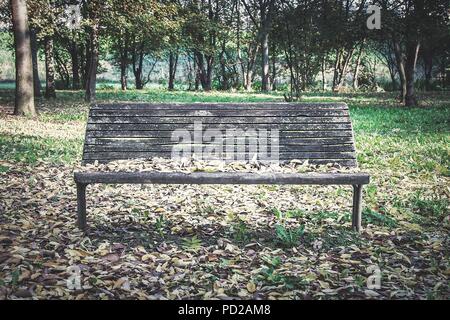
<box><xmin>76</xmin><ymin>183</ymin><xmax>87</xmax><ymax>231</ymax></box>
<box><xmin>352</xmin><ymin>184</ymin><xmax>363</xmax><ymax>232</ymax></box>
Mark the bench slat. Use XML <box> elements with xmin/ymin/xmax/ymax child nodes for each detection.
<box><xmin>84</xmin><ymin>144</ymin><xmax>355</xmax><ymax>153</ymax></box>
<box><xmin>74</xmin><ymin>171</ymin><xmax>369</xmax><ymax>185</ymax></box>
<box><xmin>88</xmin><ymin>116</ymin><xmax>350</xmax><ymax>124</ymax></box>
<box><xmin>85</xmin><ymin>136</ymin><xmax>354</xmax><ymax>146</ymax></box>
<box><xmin>86</xmin><ymin>123</ymin><xmax>353</xmax><ymax>131</ymax></box>
<box><xmin>90</xmin><ymin>110</ymin><xmax>349</xmax><ymax>117</ymax></box>
<box><xmin>91</xmin><ymin>103</ymin><xmax>348</xmax><ymax>111</ymax></box>
<box><xmin>82</xmin><ymin>159</ymin><xmax>358</xmax><ymax>166</ymax></box>
<box><xmin>82</xmin><ymin>151</ymin><xmax>356</xmax><ymax>160</ymax></box>
<box><xmin>86</xmin><ymin>130</ymin><xmax>354</xmax><ymax>139</ymax></box>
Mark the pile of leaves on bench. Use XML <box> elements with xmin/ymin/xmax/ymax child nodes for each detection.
<box><xmin>76</xmin><ymin>157</ymin><xmax>360</xmax><ymax>175</ymax></box>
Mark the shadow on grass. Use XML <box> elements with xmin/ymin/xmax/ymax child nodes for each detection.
<box><xmin>85</xmin><ymin>212</ymin><xmax>368</xmax><ymax>253</ymax></box>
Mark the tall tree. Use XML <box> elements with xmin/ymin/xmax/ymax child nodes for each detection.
<box><xmin>168</xmin><ymin>50</ymin><xmax>178</xmax><ymax>90</ymax></box>
<box><xmin>183</xmin><ymin>0</ymin><xmax>224</xmax><ymax>91</ymax></box>
<box><xmin>235</xmin><ymin>0</ymin><xmax>259</xmax><ymax>91</ymax></box>
<box><xmin>241</xmin><ymin>0</ymin><xmax>276</xmax><ymax>92</ymax></box>
<box><xmin>273</xmin><ymin>0</ymin><xmax>323</xmax><ymax>97</ymax></box>
<box><xmin>85</xmin><ymin>0</ymin><xmax>101</xmax><ymax>102</ymax></box>
<box><xmin>44</xmin><ymin>35</ymin><xmax>56</xmax><ymax>98</ymax></box>
<box><xmin>376</xmin><ymin>0</ymin><xmax>449</xmax><ymax>106</ymax></box>
<box><xmin>30</xmin><ymin>28</ymin><xmax>42</xmax><ymax>97</ymax></box>
<box><xmin>10</xmin><ymin>0</ymin><xmax>36</xmax><ymax>116</ymax></box>
<box><xmin>28</xmin><ymin>0</ymin><xmax>57</xmax><ymax>98</ymax></box>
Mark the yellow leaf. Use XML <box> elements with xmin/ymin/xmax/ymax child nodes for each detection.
<box><xmin>246</xmin><ymin>282</ymin><xmax>256</xmax><ymax>293</ymax></box>
<box><xmin>318</xmin><ymin>280</ymin><xmax>330</xmax><ymax>289</ymax></box>
<box><xmin>66</xmin><ymin>249</ymin><xmax>91</xmax><ymax>257</ymax></box>
<box><xmin>113</xmin><ymin>277</ymin><xmax>130</xmax><ymax>290</ymax></box>
<box><xmin>141</xmin><ymin>254</ymin><xmax>155</xmax><ymax>262</ymax></box>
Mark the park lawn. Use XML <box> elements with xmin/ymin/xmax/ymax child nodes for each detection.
<box><xmin>0</xmin><ymin>89</ymin><xmax>449</xmax><ymax>300</ymax></box>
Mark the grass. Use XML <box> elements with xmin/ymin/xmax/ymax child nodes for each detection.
<box><xmin>363</xmin><ymin>208</ymin><xmax>398</xmax><ymax>228</ymax></box>
<box><xmin>0</xmin><ymin>134</ymin><xmax>82</xmax><ymax>164</ymax></box>
<box><xmin>408</xmin><ymin>191</ymin><xmax>449</xmax><ymax>221</ymax></box>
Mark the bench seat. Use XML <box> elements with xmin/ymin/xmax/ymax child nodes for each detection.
<box><xmin>74</xmin><ymin>171</ymin><xmax>369</xmax><ymax>185</ymax></box>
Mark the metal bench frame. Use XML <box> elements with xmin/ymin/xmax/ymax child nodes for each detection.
<box><xmin>75</xmin><ymin>103</ymin><xmax>370</xmax><ymax>232</ymax></box>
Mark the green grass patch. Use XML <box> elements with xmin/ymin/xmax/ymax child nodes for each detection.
<box><xmin>0</xmin><ymin>134</ymin><xmax>82</xmax><ymax>164</ymax></box>
<box><xmin>363</xmin><ymin>208</ymin><xmax>398</xmax><ymax>228</ymax></box>
<box><xmin>409</xmin><ymin>191</ymin><xmax>449</xmax><ymax>221</ymax></box>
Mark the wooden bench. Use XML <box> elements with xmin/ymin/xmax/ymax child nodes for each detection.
<box><xmin>74</xmin><ymin>103</ymin><xmax>370</xmax><ymax>232</ymax></box>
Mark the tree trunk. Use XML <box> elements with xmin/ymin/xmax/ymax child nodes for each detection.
<box><xmin>83</xmin><ymin>38</ymin><xmax>90</xmax><ymax>89</ymax></box>
<box><xmin>44</xmin><ymin>37</ymin><xmax>56</xmax><ymax>98</ymax></box>
<box><xmin>85</xmin><ymin>19</ymin><xmax>99</xmax><ymax>102</ymax></box>
<box><xmin>244</xmin><ymin>69</ymin><xmax>253</xmax><ymax>91</ymax></box>
<box><xmin>404</xmin><ymin>41</ymin><xmax>420</xmax><ymax>107</ymax></box>
<box><xmin>270</xmin><ymin>40</ymin><xmax>277</xmax><ymax>91</ymax></box>
<box><xmin>10</xmin><ymin>0</ymin><xmax>36</xmax><ymax>116</ymax></box>
<box><xmin>353</xmin><ymin>41</ymin><xmax>365</xmax><ymax>90</ymax></box>
<box><xmin>194</xmin><ymin>55</ymin><xmax>200</xmax><ymax>91</ymax></box>
<box><xmin>120</xmin><ymin>56</ymin><xmax>128</xmax><ymax>91</ymax></box>
<box><xmin>243</xmin><ymin>43</ymin><xmax>258</xmax><ymax>91</ymax></box>
<box><xmin>54</xmin><ymin>49</ymin><xmax>70</xmax><ymax>89</ymax></box>
<box><xmin>134</xmin><ymin>59</ymin><xmax>143</xmax><ymax>90</ymax></box>
<box><xmin>332</xmin><ymin>49</ymin><xmax>341</xmax><ymax>90</ymax></box>
<box><xmin>321</xmin><ymin>56</ymin><xmax>326</xmax><ymax>91</ymax></box>
<box><xmin>219</xmin><ymin>41</ymin><xmax>228</xmax><ymax>90</ymax></box>
<box><xmin>168</xmin><ymin>51</ymin><xmax>178</xmax><ymax>91</ymax></box>
<box><xmin>206</xmin><ymin>56</ymin><xmax>213</xmax><ymax>91</ymax></box>
<box><xmin>194</xmin><ymin>51</ymin><xmax>212</xmax><ymax>91</ymax></box>
<box><xmin>260</xmin><ymin>29</ymin><xmax>270</xmax><ymax>91</ymax></box>
<box><xmin>236</xmin><ymin>4</ymin><xmax>243</xmax><ymax>89</ymax></box>
<box><xmin>388</xmin><ymin>68</ymin><xmax>397</xmax><ymax>91</ymax></box>
<box><xmin>135</xmin><ymin>75</ymin><xmax>143</xmax><ymax>90</ymax></box>
<box><xmin>393</xmin><ymin>40</ymin><xmax>407</xmax><ymax>103</ymax></box>
<box><xmin>422</xmin><ymin>47</ymin><xmax>433</xmax><ymax>91</ymax></box>
<box><xmin>70</xmin><ymin>39</ymin><xmax>80</xmax><ymax>90</ymax></box>
<box><xmin>30</xmin><ymin>29</ymin><xmax>41</xmax><ymax>97</ymax></box>
<box><xmin>337</xmin><ymin>49</ymin><xmax>354</xmax><ymax>90</ymax></box>
<box><xmin>119</xmin><ymin>38</ymin><xmax>128</xmax><ymax>91</ymax></box>
<box><xmin>78</xmin><ymin>44</ymin><xmax>87</xmax><ymax>88</ymax></box>
<box><xmin>132</xmin><ymin>41</ymin><xmax>145</xmax><ymax>90</ymax></box>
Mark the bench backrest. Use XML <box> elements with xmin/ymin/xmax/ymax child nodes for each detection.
<box><xmin>83</xmin><ymin>103</ymin><xmax>358</xmax><ymax>167</ymax></box>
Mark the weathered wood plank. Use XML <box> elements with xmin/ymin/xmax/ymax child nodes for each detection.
<box><xmin>85</xmin><ymin>136</ymin><xmax>354</xmax><ymax>146</ymax></box>
<box><xmin>88</xmin><ymin>116</ymin><xmax>351</xmax><ymax>125</ymax></box>
<box><xmin>82</xmin><ymin>158</ymin><xmax>358</xmax><ymax>166</ymax></box>
<box><xmin>86</xmin><ymin>123</ymin><xmax>353</xmax><ymax>131</ymax></box>
<box><xmin>85</xmin><ymin>130</ymin><xmax>354</xmax><ymax>139</ymax></box>
<box><xmin>74</xmin><ymin>171</ymin><xmax>370</xmax><ymax>185</ymax></box>
<box><xmin>91</xmin><ymin>103</ymin><xmax>348</xmax><ymax>111</ymax></box>
<box><xmin>84</xmin><ymin>144</ymin><xmax>355</xmax><ymax>153</ymax></box>
<box><xmin>90</xmin><ymin>109</ymin><xmax>349</xmax><ymax>118</ymax></box>
<box><xmin>82</xmin><ymin>151</ymin><xmax>356</xmax><ymax>160</ymax></box>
